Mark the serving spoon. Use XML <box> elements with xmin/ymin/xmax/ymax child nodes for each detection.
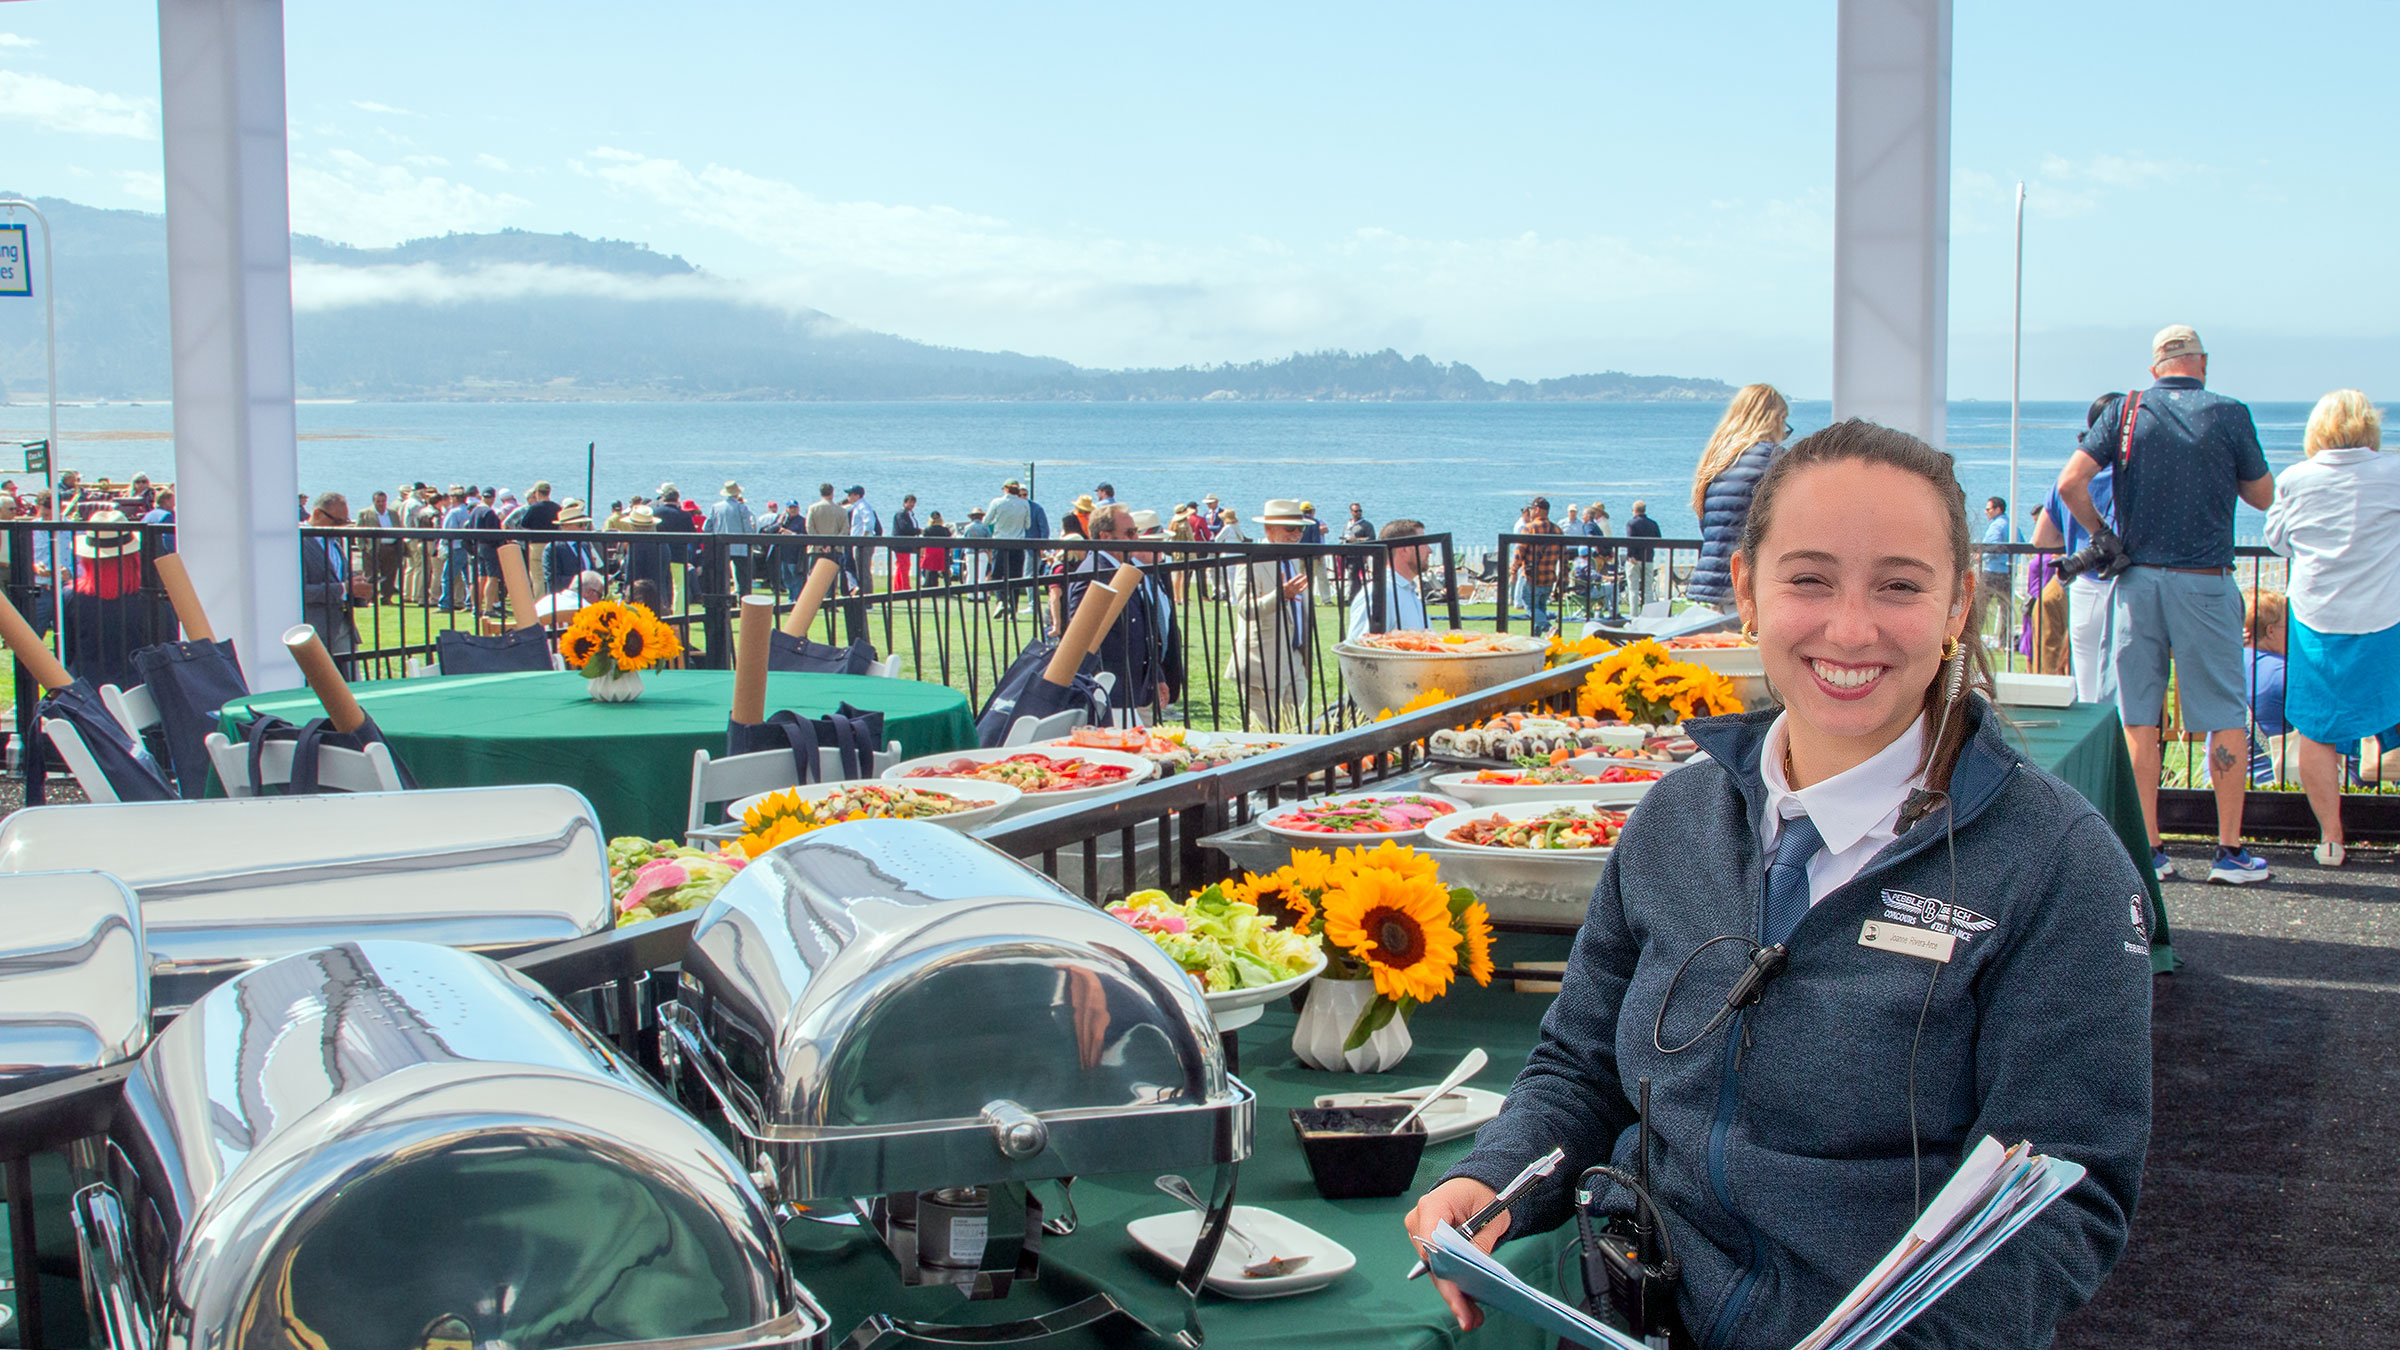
<box><xmin>1391</xmin><ymin>1047</ymin><xmax>1489</xmax><ymax>1135</ymax></box>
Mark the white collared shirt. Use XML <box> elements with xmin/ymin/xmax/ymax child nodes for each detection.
<box><xmin>2261</xmin><ymin>445</ymin><xmax>2400</xmax><ymax>635</ymax></box>
<box><xmin>1759</xmin><ymin>712</ymin><xmax>1929</xmax><ymax>906</ymax></box>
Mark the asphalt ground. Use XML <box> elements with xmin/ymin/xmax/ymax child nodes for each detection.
<box><xmin>2058</xmin><ymin>842</ymin><xmax>2398</xmax><ymax>1349</ymax></box>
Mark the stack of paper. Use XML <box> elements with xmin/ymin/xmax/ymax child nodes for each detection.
<box><xmin>1415</xmin><ymin>1135</ymin><xmax>2087</xmax><ymax>1350</ymax></box>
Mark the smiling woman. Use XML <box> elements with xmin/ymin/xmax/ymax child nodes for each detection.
<box><xmin>1404</xmin><ymin>417</ymin><xmax>2156</xmax><ymax>1350</ymax></box>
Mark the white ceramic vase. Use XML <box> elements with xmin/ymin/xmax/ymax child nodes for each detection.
<box><xmin>1291</xmin><ymin>976</ymin><xmax>1413</xmax><ymax>1073</ymax></box>
<box><xmin>588</xmin><ymin>668</ymin><xmax>645</xmax><ymax>703</ymax></box>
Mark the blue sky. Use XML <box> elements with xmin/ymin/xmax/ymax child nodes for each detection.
<box><xmin>3</xmin><ymin>1</ymin><xmax>2393</xmax><ymax>398</ymax></box>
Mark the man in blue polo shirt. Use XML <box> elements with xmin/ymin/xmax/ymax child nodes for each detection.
<box><xmin>2057</xmin><ymin>324</ymin><xmax>2275</xmax><ymax>884</ymax></box>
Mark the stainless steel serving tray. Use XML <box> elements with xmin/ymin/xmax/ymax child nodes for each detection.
<box><xmin>78</xmin><ymin>939</ymin><xmax>827</xmax><ymax>1350</ymax></box>
<box><xmin>668</xmin><ymin>819</ymin><xmax>1254</xmax><ymax>1201</ymax></box>
<box><xmin>0</xmin><ymin>786</ymin><xmax>612</xmax><ymax>1006</ymax></box>
<box><xmin>0</xmin><ymin>869</ymin><xmax>146</xmax><ymax>1093</ymax></box>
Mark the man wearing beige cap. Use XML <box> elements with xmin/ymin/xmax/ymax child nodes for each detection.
<box><xmin>1226</xmin><ymin>499</ymin><xmax>1315</xmax><ymax>729</ymax></box>
<box><xmin>2057</xmin><ymin>324</ymin><xmax>2276</xmax><ymax>884</ymax></box>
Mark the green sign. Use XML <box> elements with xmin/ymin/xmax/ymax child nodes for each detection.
<box><xmin>0</xmin><ymin>224</ymin><xmax>27</xmax><ymax>298</ymax></box>
<box><xmin>22</xmin><ymin>440</ymin><xmax>46</xmax><ymax>474</ymax></box>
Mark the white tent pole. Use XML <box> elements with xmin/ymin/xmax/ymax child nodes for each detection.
<box><xmin>156</xmin><ymin>0</ymin><xmax>303</xmax><ymax>692</ymax></box>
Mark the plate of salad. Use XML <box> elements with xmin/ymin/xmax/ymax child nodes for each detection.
<box><xmin>1260</xmin><ymin>791</ymin><xmax>1463</xmax><ymax>842</ymax></box>
<box><xmin>1107</xmin><ymin>886</ymin><xmax>1327</xmax><ymax>1030</ymax></box>
<box><xmin>1428</xmin><ymin>765</ymin><xmax>1661</xmax><ymax>807</ymax></box>
<box><xmin>1426</xmin><ymin>801</ymin><xmax>1630</xmax><ymax>855</ymax></box>
<box><xmin>718</xmin><ymin>779</ymin><xmax>1021</xmax><ymax>842</ymax></box>
<box><xmin>607</xmin><ymin>836</ymin><xmax>749</xmax><ymax>926</ymax></box>
<box><xmin>883</xmin><ymin>746</ymin><xmax>1154</xmax><ymax>813</ymax></box>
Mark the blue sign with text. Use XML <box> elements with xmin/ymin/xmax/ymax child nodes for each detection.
<box><xmin>0</xmin><ymin>224</ymin><xmax>27</xmax><ymax>297</ymax></box>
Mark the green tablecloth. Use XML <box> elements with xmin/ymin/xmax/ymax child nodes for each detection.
<box><xmin>784</xmin><ymin>964</ymin><xmax>1576</xmax><ymax>1350</ymax></box>
<box><xmin>1996</xmin><ymin>699</ymin><xmax>2175</xmax><ymax>973</ymax></box>
<box><xmin>217</xmin><ymin>670</ymin><xmax>977</xmax><ymax>839</ymax></box>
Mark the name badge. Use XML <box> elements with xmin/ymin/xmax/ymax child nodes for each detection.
<box><xmin>1859</xmin><ymin>919</ymin><xmax>1956</xmax><ymax>964</ymax></box>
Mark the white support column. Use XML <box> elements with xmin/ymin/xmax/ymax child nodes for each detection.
<box><xmin>157</xmin><ymin>0</ymin><xmax>301</xmax><ymax>690</ymax></box>
<box><xmin>1832</xmin><ymin>0</ymin><xmax>1952</xmax><ymax>447</ymax></box>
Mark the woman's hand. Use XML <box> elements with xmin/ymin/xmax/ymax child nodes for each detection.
<box><xmin>1403</xmin><ymin>1176</ymin><xmax>1507</xmax><ymax>1331</ymax></box>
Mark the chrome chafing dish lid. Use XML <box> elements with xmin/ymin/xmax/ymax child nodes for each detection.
<box><xmin>0</xmin><ymin>787</ymin><xmax>612</xmax><ymax>1003</ymax></box>
<box><xmin>0</xmin><ymin>870</ymin><xmax>146</xmax><ymax>1092</ymax></box>
<box><xmin>99</xmin><ymin>940</ymin><xmax>823</xmax><ymax>1350</ymax></box>
<box><xmin>671</xmin><ymin>820</ymin><xmax>1253</xmax><ymax>1199</ymax></box>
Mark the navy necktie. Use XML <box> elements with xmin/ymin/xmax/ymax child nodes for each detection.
<box><xmin>1762</xmin><ymin>812</ymin><xmax>1825</xmax><ymax>948</ymax></box>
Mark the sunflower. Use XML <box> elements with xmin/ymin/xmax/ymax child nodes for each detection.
<box><xmin>1376</xmin><ymin>687</ymin><xmax>1453</xmax><ymax>721</ymax></box>
<box><xmin>560</xmin><ymin>625</ymin><xmax>607</xmax><ymax>670</ymax></box>
<box><xmin>1577</xmin><ymin>670</ymin><xmax>1630</xmax><ymax>720</ymax></box>
<box><xmin>1458</xmin><ymin>899</ymin><xmax>1495</xmax><ymax>987</ymax></box>
<box><xmin>1237</xmin><ymin>871</ymin><xmax>1315</xmax><ymax>932</ymax></box>
<box><xmin>1331</xmin><ymin>839</ymin><xmax>1441</xmax><ymax>885</ymax></box>
<box><xmin>1282</xmin><ymin>848</ymin><xmax>1335</xmax><ymax>897</ymax></box>
<box><xmin>1322</xmin><ymin>867</ymin><xmax>1462</xmax><ymax>1004</ymax></box>
<box><xmin>609</xmin><ymin>612</ymin><xmax>682</xmax><ymax>673</ymax></box>
<box><xmin>737</xmin><ymin>815</ymin><xmax>810</xmax><ymax>858</ymax></box>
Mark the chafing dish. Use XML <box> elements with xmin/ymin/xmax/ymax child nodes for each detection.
<box><xmin>664</xmin><ymin>819</ymin><xmax>1251</xmax><ymax>1322</ymax></box>
<box><xmin>0</xmin><ymin>786</ymin><xmax>611</xmax><ymax>1008</ymax></box>
<box><xmin>0</xmin><ymin>870</ymin><xmax>146</xmax><ymax>1093</ymax></box>
<box><xmin>75</xmin><ymin>939</ymin><xmax>827</xmax><ymax>1350</ymax></box>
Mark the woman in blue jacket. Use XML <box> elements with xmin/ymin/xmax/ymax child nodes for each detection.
<box><xmin>1407</xmin><ymin>420</ymin><xmax>2152</xmax><ymax>1350</ymax></box>
<box><xmin>1686</xmin><ymin>384</ymin><xmax>1791</xmax><ymax>610</ymax></box>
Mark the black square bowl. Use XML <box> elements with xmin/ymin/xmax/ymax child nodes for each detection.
<box><xmin>1289</xmin><ymin>1104</ymin><xmax>1431</xmax><ymax>1199</ymax></box>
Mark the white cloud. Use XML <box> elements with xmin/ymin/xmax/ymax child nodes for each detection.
<box><xmin>0</xmin><ymin>35</ymin><xmax>38</xmax><ymax>51</ymax></box>
<box><xmin>290</xmin><ymin>149</ymin><xmax>531</xmax><ymax>247</ymax></box>
<box><xmin>293</xmin><ymin>261</ymin><xmax>749</xmax><ymax>312</ymax></box>
<box><xmin>0</xmin><ymin>69</ymin><xmax>155</xmax><ymax>140</ymax></box>
<box><xmin>402</xmin><ymin>154</ymin><xmax>449</xmax><ymax>169</ymax></box>
<box><xmin>475</xmin><ymin>153</ymin><xmax>511</xmax><ymax>171</ymax></box>
<box><xmin>577</xmin><ymin>147</ymin><xmax>1716</xmax><ymax>370</ymax></box>
<box><xmin>351</xmin><ymin>100</ymin><xmax>417</xmax><ymax>117</ymax></box>
<box><xmin>115</xmin><ymin>169</ymin><xmax>163</xmax><ymax>209</ymax></box>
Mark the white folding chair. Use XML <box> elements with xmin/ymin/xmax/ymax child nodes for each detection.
<box><xmin>864</xmin><ymin>655</ymin><xmax>898</xmax><ymax>678</ymax></box>
<box><xmin>101</xmin><ymin>683</ymin><xmax>162</xmax><ymax>743</ymax></box>
<box><xmin>204</xmin><ymin>731</ymin><xmax>406</xmax><ymax>798</ymax></box>
<box><xmin>684</xmin><ymin>740</ymin><xmax>904</xmax><ymax>844</ymax></box>
<box><xmin>39</xmin><ymin>719</ymin><xmax>123</xmax><ymax>803</ymax></box>
<box><xmin>1002</xmin><ymin>707</ymin><xmax>1087</xmax><ymax>747</ymax></box>
<box><xmin>404</xmin><ymin>656</ymin><xmax>437</xmax><ymax>678</ymax></box>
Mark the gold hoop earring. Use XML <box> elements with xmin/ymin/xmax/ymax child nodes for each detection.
<box><xmin>1741</xmin><ymin>623</ymin><xmax>1757</xmax><ymax>644</ymax></box>
<box><xmin>1942</xmin><ymin>637</ymin><xmax>1960</xmax><ymax>661</ymax></box>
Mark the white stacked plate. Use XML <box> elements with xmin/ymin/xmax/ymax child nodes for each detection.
<box><xmin>1126</xmin><ymin>1205</ymin><xmax>1357</xmax><ymax>1299</ymax></box>
<box><xmin>880</xmin><ymin>745</ymin><xmax>1155</xmax><ymax>816</ymax></box>
<box><xmin>1258</xmin><ymin>789</ymin><xmax>1468</xmax><ymax>844</ymax></box>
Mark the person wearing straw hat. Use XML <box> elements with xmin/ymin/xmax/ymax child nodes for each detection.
<box><xmin>301</xmin><ymin>493</ymin><xmax>372</xmax><ymax>677</ymax></box>
<box><xmin>1226</xmin><ymin>498</ymin><xmax>1314</xmax><ymax>730</ymax></box>
<box><xmin>63</xmin><ymin>508</ymin><xmax>146</xmax><ymax>689</ymax></box>
<box><xmin>619</xmin><ymin>502</ymin><xmax>667</xmax><ymax>600</ymax></box>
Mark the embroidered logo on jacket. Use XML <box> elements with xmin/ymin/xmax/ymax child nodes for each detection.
<box><xmin>2126</xmin><ymin>894</ymin><xmax>2151</xmax><ymax>955</ymax></box>
<box><xmin>1878</xmin><ymin>889</ymin><xmax>1996</xmax><ymax>945</ymax></box>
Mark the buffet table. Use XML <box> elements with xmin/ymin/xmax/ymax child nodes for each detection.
<box><xmin>217</xmin><ymin>669</ymin><xmax>977</xmax><ymax>838</ymax></box>
<box><xmin>782</xmin><ymin>962</ymin><xmax>1577</xmax><ymax>1350</ymax></box>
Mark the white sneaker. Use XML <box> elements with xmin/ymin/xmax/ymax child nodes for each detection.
<box><xmin>2315</xmin><ymin>840</ymin><xmax>2346</xmax><ymax>868</ymax></box>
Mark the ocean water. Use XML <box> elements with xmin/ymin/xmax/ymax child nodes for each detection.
<box><xmin>0</xmin><ymin>398</ymin><xmax>2313</xmax><ymax>545</ymax></box>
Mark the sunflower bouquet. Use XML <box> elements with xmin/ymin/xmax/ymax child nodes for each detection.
<box><xmin>1228</xmin><ymin>841</ymin><xmax>1492</xmax><ymax>1049</ymax></box>
<box><xmin>1575</xmin><ymin>638</ymin><xmax>1741</xmax><ymax>725</ymax></box>
<box><xmin>560</xmin><ymin>600</ymin><xmax>681</xmax><ymax>684</ymax></box>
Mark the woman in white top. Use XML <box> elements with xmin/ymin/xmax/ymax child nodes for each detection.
<box><xmin>2260</xmin><ymin>389</ymin><xmax>2400</xmax><ymax>866</ymax></box>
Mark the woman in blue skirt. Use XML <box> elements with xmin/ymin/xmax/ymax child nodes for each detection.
<box><xmin>2262</xmin><ymin>389</ymin><xmax>2400</xmax><ymax>866</ymax></box>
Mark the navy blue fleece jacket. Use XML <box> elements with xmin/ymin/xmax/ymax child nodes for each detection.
<box><xmin>1447</xmin><ymin>698</ymin><xmax>2152</xmax><ymax>1350</ymax></box>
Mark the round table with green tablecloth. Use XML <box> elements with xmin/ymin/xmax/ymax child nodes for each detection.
<box><xmin>217</xmin><ymin>669</ymin><xmax>977</xmax><ymax>839</ymax></box>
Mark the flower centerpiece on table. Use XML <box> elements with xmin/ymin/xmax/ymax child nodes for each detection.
<box><xmin>1575</xmin><ymin>638</ymin><xmax>1742</xmax><ymax>727</ymax></box>
<box><xmin>1545</xmin><ymin>632</ymin><xmax>1615</xmax><ymax>667</ymax></box>
<box><xmin>560</xmin><ymin>600</ymin><xmax>681</xmax><ymax>702</ymax></box>
<box><xmin>1229</xmin><ymin>841</ymin><xmax>1493</xmax><ymax>1072</ymax></box>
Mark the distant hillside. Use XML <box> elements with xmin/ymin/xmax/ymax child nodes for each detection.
<box><xmin>0</xmin><ymin>195</ymin><xmax>1732</xmax><ymax>404</ymax></box>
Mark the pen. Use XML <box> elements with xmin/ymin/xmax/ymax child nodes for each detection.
<box><xmin>1406</xmin><ymin>1145</ymin><xmax>1564</xmax><ymax>1280</ymax></box>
